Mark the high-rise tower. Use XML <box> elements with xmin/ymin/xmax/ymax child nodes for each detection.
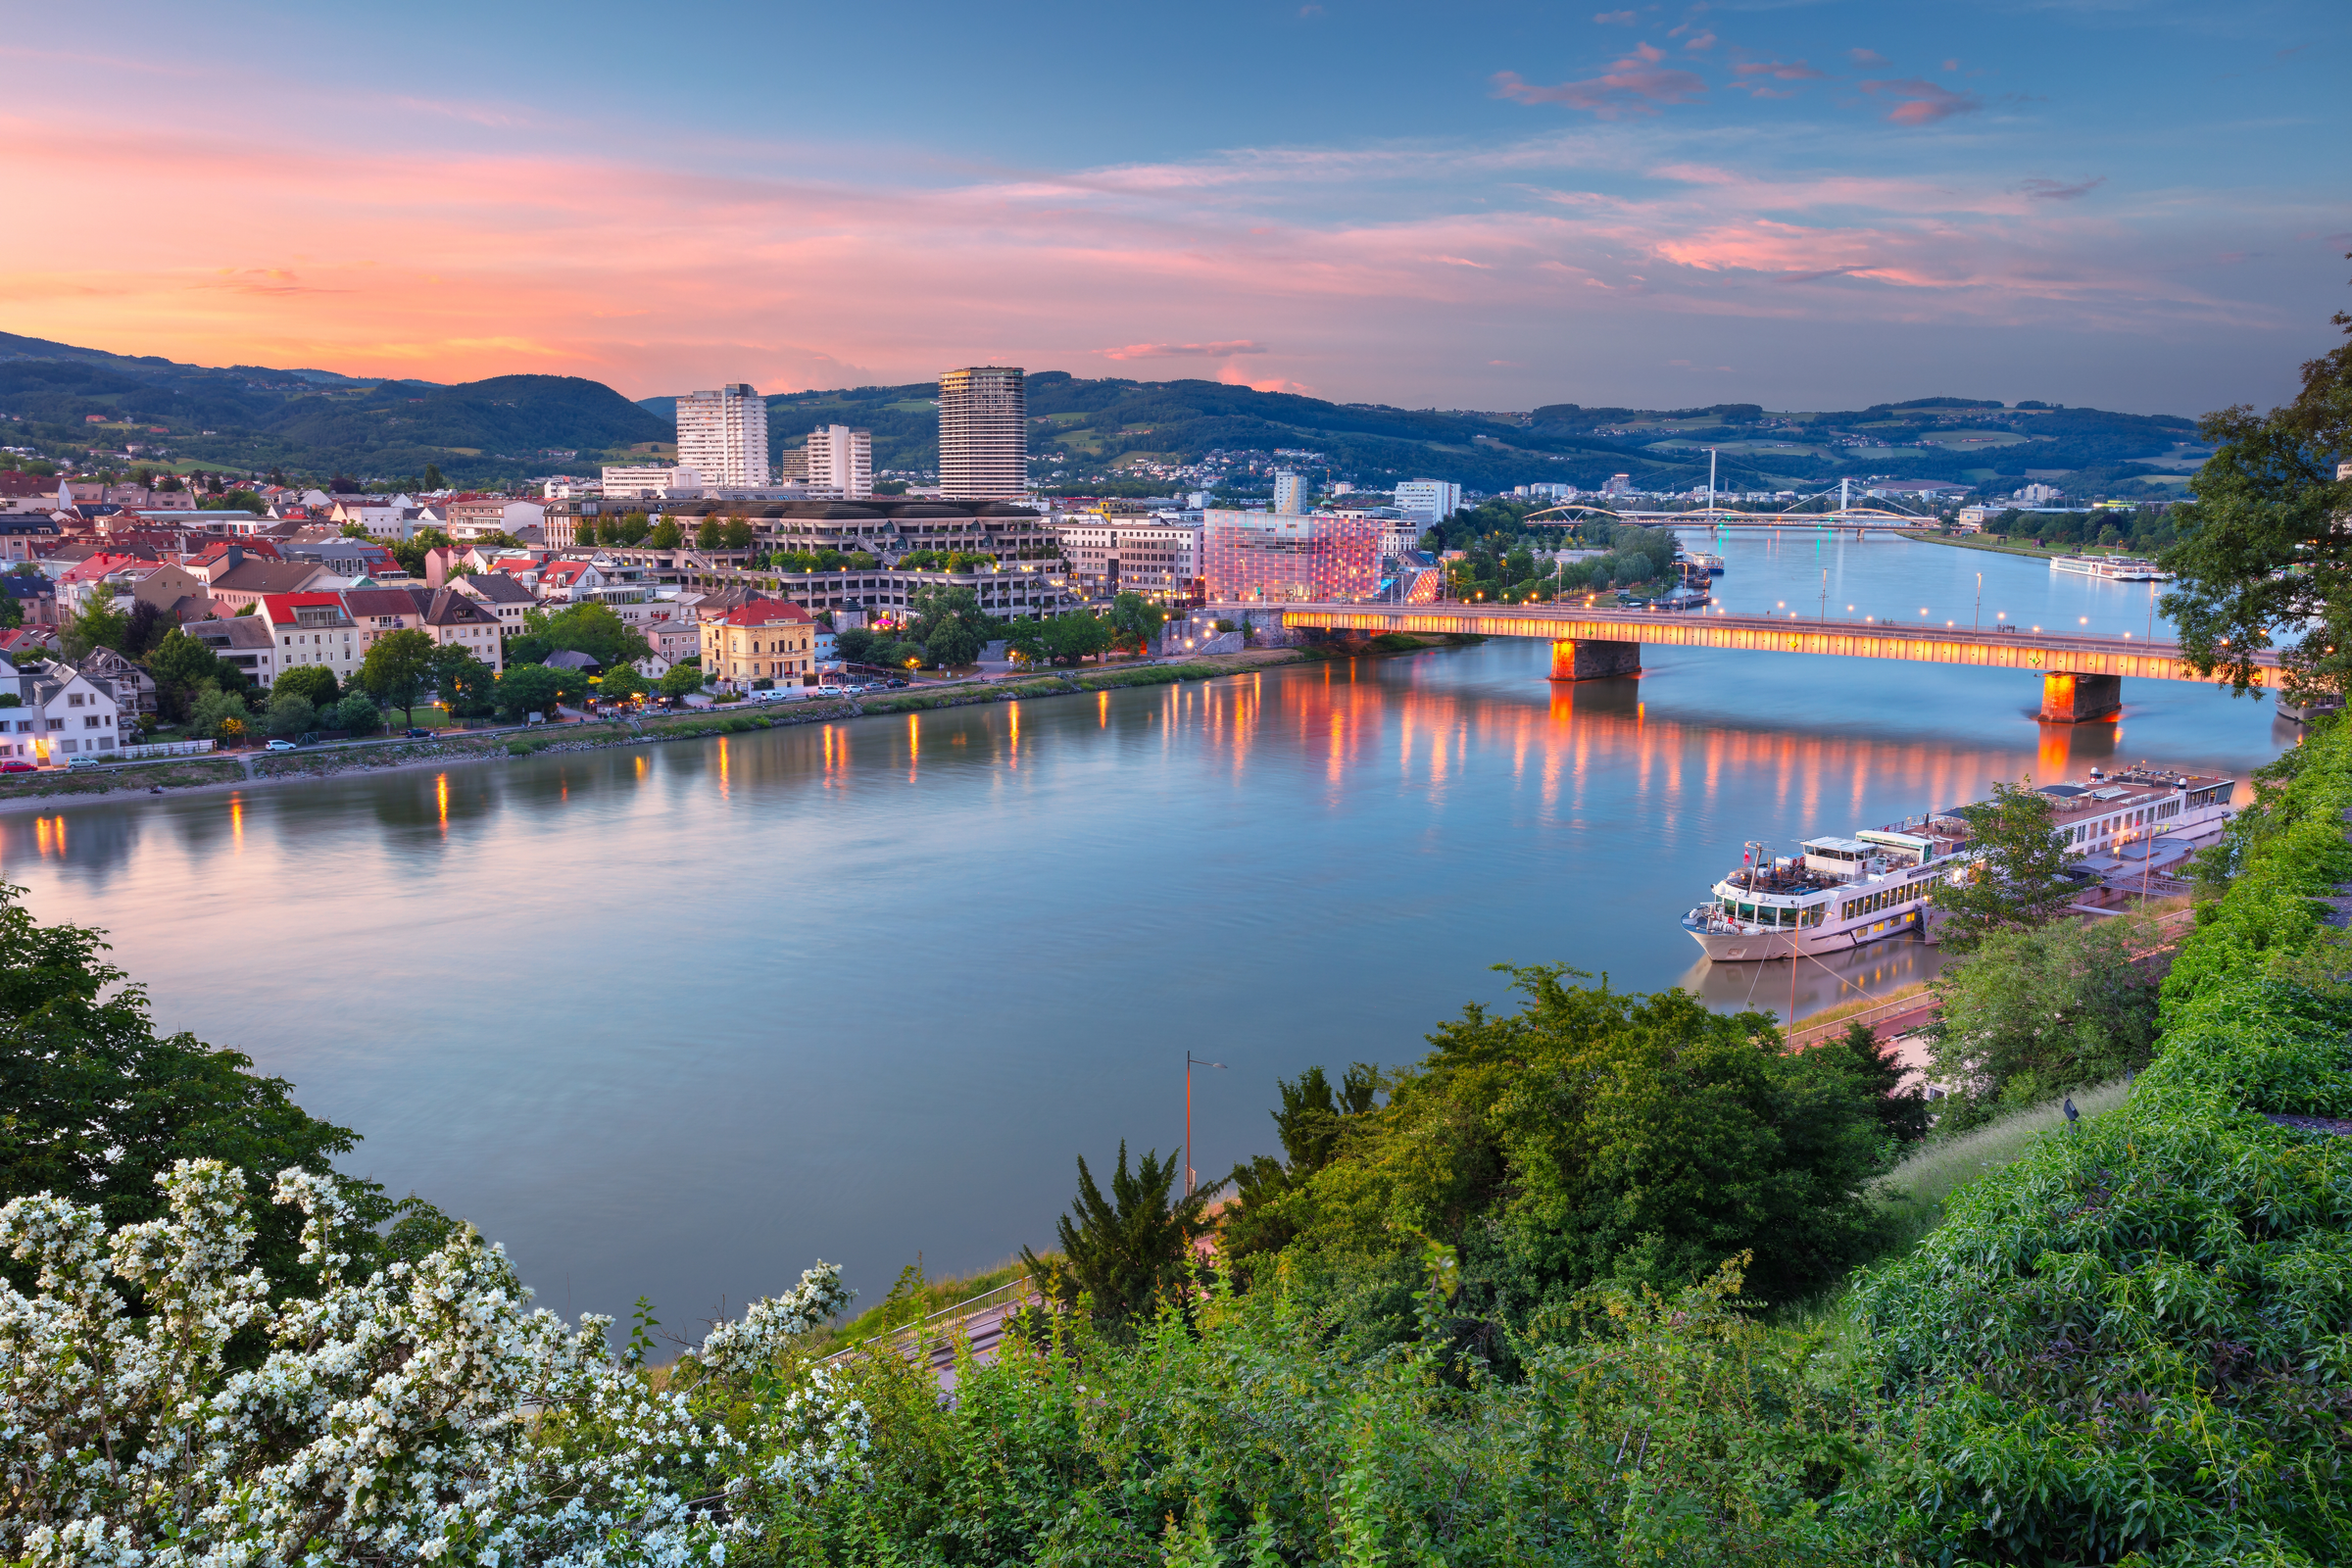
<box><xmin>674</xmin><ymin>385</ymin><xmax>769</xmax><ymax>489</ymax></box>
<box><xmin>804</xmin><ymin>424</ymin><xmax>872</xmax><ymax>499</ymax></box>
<box><xmin>938</xmin><ymin>367</ymin><xmax>1027</xmax><ymax>500</ymax></box>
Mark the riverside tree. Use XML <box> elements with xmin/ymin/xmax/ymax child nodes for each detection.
<box><xmin>1928</xmin><ymin>778</ymin><xmax>2078</xmax><ymax>950</ymax></box>
<box><xmin>2160</xmin><ymin>270</ymin><xmax>2352</xmax><ymax>702</ymax></box>
<box><xmin>1022</xmin><ymin>1143</ymin><xmax>1222</xmax><ymax>1333</ymax></box>
<box><xmin>359</xmin><ymin>626</ymin><xmax>436</xmax><ymax>726</ymax></box>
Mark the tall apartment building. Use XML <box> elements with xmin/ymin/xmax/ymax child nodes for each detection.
<box><xmin>1272</xmin><ymin>470</ymin><xmax>1306</xmax><ymax>514</ymax></box>
<box><xmin>674</xmin><ymin>385</ymin><xmax>769</xmax><ymax>489</ymax></box>
<box><xmin>1393</xmin><ymin>479</ymin><xmax>1462</xmax><ymax>521</ymax></box>
<box><xmin>938</xmin><ymin>367</ymin><xmax>1027</xmax><ymax>500</ymax></box>
<box><xmin>805</xmin><ymin>424</ymin><xmax>873</xmax><ymax>499</ymax></box>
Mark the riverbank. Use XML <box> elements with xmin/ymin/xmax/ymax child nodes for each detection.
<box><xmin>0</xmin><ymin>647</ymin><xmax>1321</xmax><ymax>815</ymax></box>
<box><xmin>1897</xmin><ymin>530</ymin><xmax>2139</xmax><ymax>563</ymax></box>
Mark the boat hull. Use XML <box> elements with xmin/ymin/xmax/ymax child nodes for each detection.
<box><xmin>1685</xmin><ymin>908</ymin><xmax>1926</xmax><ymax>961</ymax></box>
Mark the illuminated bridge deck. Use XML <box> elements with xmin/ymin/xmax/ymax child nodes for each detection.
<box><xmin>1275</xmin><ymin>603</ymin><xmax>2277</xmax><ymax>688</ymax></box>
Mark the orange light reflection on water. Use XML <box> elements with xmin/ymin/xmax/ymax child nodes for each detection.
<box><xmin>435</xmin><ymin>773</ymin><xmax>448</xmax><ymax>835</ymax></box>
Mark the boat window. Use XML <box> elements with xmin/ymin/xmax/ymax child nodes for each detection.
<box><xmin>1723</xmin><ymin>897</ymin><xmax>1738</xmax><ymax>917</ymax></box>
<box><xmin>1738</xmin><ymin>903</ymin><xmax>1755</xmax><ymax>921</ymax></box>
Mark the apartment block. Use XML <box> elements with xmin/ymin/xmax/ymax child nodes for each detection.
<box><xmin>674</xmin><ymin>385</ymin><xmax>769</xmax><ymax>489</ymax></box>
<box><xmin>1392</xmin><ymin>479</ymin><xmax>1462</xmax><ymax>521</ymax></box>
<box><xmin>1272</xmin><ymin>470</ymin><xmax>1306</xmax><ymax>514</ymax></box>
<box><xmin>805</xmin><ymin>425</ymin><xmax>873</xmax><ymax>500</ymax></box>
<box><xmin>1054</xmin><ymin>512</ymin><xmax>1203</xmax><ymax>602</ymax></box>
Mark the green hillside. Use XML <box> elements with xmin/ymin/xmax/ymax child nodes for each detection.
<box><xmin>0</xmin><ymin>327</ymin><xmax>2207</xmax><ymax>497</ymax></box>
<box><xmin>0</xmin><ymin>335</ymin><xmax>665</xmax><ymax>487</ymax></box>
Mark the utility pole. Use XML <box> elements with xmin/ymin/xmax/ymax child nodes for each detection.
<box><xmin>1975</xmin><ymin>572</ymin><xmax>1983</xmax><ymax>630</ymax></box>
<box><xmin>1708</xmin><ymin>448</ymin><xmax>1717</xmax><ymax>520</ymax></box>
<box><xmin>1185</xmin><ymin>1054</ymin><xmax>1225</xmax><ymax>1197</ymax></box>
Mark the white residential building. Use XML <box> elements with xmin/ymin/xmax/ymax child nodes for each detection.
<box><xmin>601</xmin><ymin>465</ymin><xmax>705</xmax><ymax>500</ymax></box>
<box><xmin>1053</xmin><ymin>513</ymin><xmax>1203</xmax><ymax>600</ymax></box>
<box><xmin>1393</xmin><ymin>479</ymin><xmax>1463</xmax><ymax>521</ymax></box>
<box><xmin>805</xmin><ymin>425</ymin><xmax>873</xmax><ymax>499</ymax></box>
<box><xmin>1272</xmin><ymin>470</ymin><xmax>1306</xmax><ymax>514</ymax></box>
<box><xmin>939</xmin><ymin>367</ymin><xmax>1027</xmax><ymax>499</ymax></box>
<box><xmin>2016</xmin><ymin>482</ymin><xmax>2065</xmax><ymax>505</ymax></box>
<box><xmin>0</xmin><ymin>657</ymin><xmax>124</xmax><ymax>763</ymax></box>
<box><xmin>674</xmin><ymin>385</ymin><xmax>769</xmax><ymax>489</ymax></box>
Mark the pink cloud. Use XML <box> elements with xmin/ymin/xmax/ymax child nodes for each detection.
<box><xmin>1493</xmin><ymin>44</ymin><xmax>1708</xmax><ymax>118</ymax></box>
<box><xmin>1101</xmin><ymin>340</ymin><xmax>1267</xmax><ymax>359</ymax></box>
<box><xmin>1592</xmin><ymin>10</ymin><xmax>1637</xmax><ymax>23</ymax></box>
<box><xmin>1732</xmin><ymin>59</ymin><xmax>1825</xmax><ymax>80</ymax></box>
<box><xmin>2019</xmin><ymin>176</ymin><xmax>2103</xmax><ymax>202</ymax></box>
<box><xmin>1848</xmin><ymin>48</ymin><xmax>1890</xmax><ymax>69</ymax></box>
<box><xmin>1859</xmin><ymin>78</ymin><xmax>1984</xmax><ymax>125</ymax></box>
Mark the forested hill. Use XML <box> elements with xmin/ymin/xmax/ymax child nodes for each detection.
<box><xmin>739</xmin><ymin>376</ymin><xmax>2211</xmax><ymax>498</ymax></box>
<box><xmin>0</xmin><ymin>333</ymin><xmax>668</xmax><ymax>486</ymax></box>
<box><xmin>0</xmin><ymin>326</ymin><xmax>2208</xmax><ymax>496</ymax></box>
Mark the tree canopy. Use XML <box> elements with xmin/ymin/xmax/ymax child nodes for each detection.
<box><xmin>1929</xmin><ymin>779</ymin><xmax>2079</xmax><ymax>951</ymax></box>
<box><xmin>359</xmin><ymin>628</ymin><xmax>437</xmax><ymax>724</ymax></box>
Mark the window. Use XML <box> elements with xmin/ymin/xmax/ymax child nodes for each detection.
<box><xmin>68</xmin><ymin>694</ymin><xmax>84</xmax><ymax>708</ymax></box>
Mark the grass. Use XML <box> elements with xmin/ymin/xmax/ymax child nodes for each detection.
<box><xmin>1870</xmin><ymin>1079</ymin><xmax>2133</xmax><ymax>1250</ymax></box>
<box><xmin>0</xmin><ymin>757</ymin><xmax>247</xmax><ymax>799</ymax></box>
<box><xmin>1793</xmin><ymin>982</ymin><xmax>1932</xmax><ymax>1035</ymax></box>
<box><xmin>805</xmin><ymin>1257</ymin><xmax>1039</xmax><ymax>1356</ymax></box>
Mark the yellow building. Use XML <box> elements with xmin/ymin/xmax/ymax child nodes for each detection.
<box><xmin>701</xmin><ymin>598</ymin><xmax>816</xmax><ymax>688</ymax></box>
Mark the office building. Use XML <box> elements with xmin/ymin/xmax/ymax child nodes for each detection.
<box><xmin>601</xmin><ymin>465</ymin><xmax>704</xmax><ymax>501</ymax></box>
<box><xmin>939</xmin><ymin>367</ymin><xmax>1027</xmax><ymax>499</ymax></box>
<box><xmin>1392</xmin><ymin>479</ymin><xmax>1462</xmax><ymax>521</ymax></box>
<box><xmin>674</xmin><ymin>385</ymin><xmax>769</xmax><ymax>489</ymax></box>
<box><xmin>1202</xmin><ymin>510</ymin><xmax>1381</xmax><ymax>604</ymax></box>
<box><xmin>1272</xmin><ymin>470</ymin><xmax>1306</xmax><ymax>514</ymax></box>
<box><xmin>805</xmin><ymin>425</ymin><xmax>873</xmax><ymax>500</ymax></box>
<box><xmin>1053</xmin><ymin>511</ymin><xmax>1203</xmax><ymax>602</ymax></box>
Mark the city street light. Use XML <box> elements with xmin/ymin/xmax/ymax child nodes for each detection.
<box><xmin>1186</xmin><ymin>1054</ymin><xmax>1226</xmax><ymax>1198</ymax></box>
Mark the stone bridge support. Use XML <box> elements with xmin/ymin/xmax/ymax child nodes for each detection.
<box><xmin>2040</xmin><ymin>671</ymin><xmax>2121</xmax><ymax>723</ymax></box>
<box><xmin>1550</xmin><ymin>638</ymin><xmax>1642</xmax><ymax>681</ymax></box>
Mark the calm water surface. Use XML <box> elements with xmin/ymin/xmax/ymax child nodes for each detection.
<box><xmin>0</xmin><ymin>532</ymin><xmax>2290</xmax><ymax>1324</ymax></box>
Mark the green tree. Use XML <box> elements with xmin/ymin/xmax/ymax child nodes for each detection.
<box><xmin>273</xmin><ymin>663</ymin><xmax>339</xmax><ymax>710</ymax></box>
<box><xmin>514</xmin><ymin>602</ymin><xmax>650</xmax><ymax>671</ymax></box>
<box><xmin>1021</xmin><ymin>1143</ymin><xmax>1221</xmax><ymax>1333</ymax></box>
<box><xmin>422</xmin><ymin>463</ymin><xmax>444</xmax><ymax>489</ymax></box>
<box><xmin>1828</xmin><ymin>1020</ymin><xmax>1933</xmax><ymax>1148</ymax></box>
<box><xmin>2159</xmin><ymin>279</ymin><xmax>2352</xmax><ymax>702</ymax></box>
<box><xmin>1222</xmin><ymin>1064</ymin><xmax>1380</xmax><ymax>1263</ymax></box>
<box><xmin>1277</xmin><ymin>965</ymin><xmax>1894</xmax><ymax>1311</ymax></box>
<box><xmin>122</xmin><ymin>600</ymin><xmax>170</xmax><ymax>657</ymax></box>
<box><xmin>1043</xmin><ymin>612</ymin><xmax>1113</xmax><ymax>665</ymax></box>
<box><xmin>835</xmin><ymin>625</ymin><xmax>877</xmax><ymax>665</ymax></box>
<box><xmin>145</xmin><ymin>628</ymin><xmax>226</xmax><ymax>722</ymax></box>
<box><xmin>492</xmin><ymin>662</ymin><xmax>567</xmax><ymax>720</ymax></box>
<box><xmin>606</xmin><ymin>512</ymin><xmax>652</xmax><ymax>547</ymax></box>
<box><xmin>695</xmin><ymin>517</ymin><xmax>722</xmax><ymax>552</ymax></box>
<box><xmin>721</xmin><ymin>518</ymin><xmax>755</xmax><ymax>551</ymax></box>
<box><xmin>597</xmin><ymin>663</ymin><xmax>649</xmax><ymax>704</ymax></box>
<box><xmin>62</xmin><ymin>593</ymin><xmax>129</xmax><ymax>661</ymax></box>
<box><xmin>425</xmin><ymin>643</ymin><xmax>497</xmax><ymax>717</ymax></box>
<box><xmin>648</xmin><ymin>519</ymin><xmax>683</xmax><ymax>550</ymax></box>
<box><xmin>1923</xmin><ymin>911</ymin><xmax>2162</xmax><ymax>1131</ymax></box>
<box><xmin>359</xmin><ymin>627</ymin><xmax>436</xmax><ymax>725</ymax></box>
<box><xmin>263</xmin><ymin>691</ymin><xmax>315</xmax><ymax>738</ymax></box>
<box><xmin>1106</xmin><ymin>591</ymin><xmax>1165</xmax><ymax>655</ymax></box>
<box><xmin>910</xmin><ymin>584</ymin><xmax>994</xmax><ymax>666</ymax></box>
<box><xmin>330</xmin><ymin>692</ymin><xmax>383</xmax><ymax>735</ymax></box>
<box><xmin>658</xmin><ymin>662</ymin><xmax>705</xmax><ymax>700</ymax></box>
<box><xmin>387</xmin><ymin>527</ymin><xmax>453</xmax><ymax>579</ymax></box>
<box><xmin>576</xmin><ymin>520</ymin><xmax>599</xmax><ymax>548</ymax></box>
<box><xmin>1929</xmin><ymin>779</ymin><xmax>2079</xmax><ymax>952</ymax></box>
<box><xmin>188</xmin><ymin>682</ymin><xmax>249</xmax><ymax>743</ymax></box>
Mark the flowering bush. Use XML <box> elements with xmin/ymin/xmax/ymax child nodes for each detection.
<box><xmin>0</xmin><ymin>1160</ymin><xmax>858</xmax><ymax>1567</ymax></box>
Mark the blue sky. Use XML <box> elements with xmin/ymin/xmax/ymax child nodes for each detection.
<box><xmin>4</xmin><ymin>0</ymin><xmax>2344</xmax><ymax>412</ymax></box>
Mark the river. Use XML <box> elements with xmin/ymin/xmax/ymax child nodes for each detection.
<box><xmin>0</xmin><ymin>530</ymin><xmax>2289</xmax><ymax>1326</ymax></box>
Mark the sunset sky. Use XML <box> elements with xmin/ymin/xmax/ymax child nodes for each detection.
<box><xmin>5</xmin><ymin>0</ymin><xmax>2345</xmax><ymax>414</ymax></box>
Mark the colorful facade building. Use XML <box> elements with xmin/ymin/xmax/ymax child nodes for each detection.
<box><xmin>1201</xmin><ymin>511</ymin><xmax>1382</xmax><ymax>603</ymax></box>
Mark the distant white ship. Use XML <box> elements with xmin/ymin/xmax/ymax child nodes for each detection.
<box><xmin>1681</xmin><ymin>767</ymin><xmax>2234</xmax><ymax>961</ymax></box>
<box><xmin>1688</xmin><ymin>550</ymin><xmax>1726</xmax><ymax>574</ymax></box>
<box><xmin>2050</xmin><ymin>555</ymin><xmax>2172</xmax><ymax>581</ymax></box>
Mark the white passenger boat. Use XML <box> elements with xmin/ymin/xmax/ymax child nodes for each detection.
<box><xmin>2050</xmin><ymin>555</ymin><xmax>2172</xmax><ymax>581</ymax></box>
<box><xmin>1681</xmin><ymin>766</ymin><xmax>2235</xmax><ymax>961</ymax></box>
<box><xmin>1688</xmin><ymin>550</ymin><xmax>1726</xmax><ymax>574</ymax></box>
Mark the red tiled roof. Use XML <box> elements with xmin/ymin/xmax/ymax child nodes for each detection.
<box><xmin>258</xmin><ymin>592</ymin><xmax>348</xmax><ymax>622</ymax></box>
<box><xmin>720</xmin><ymin>599</ymin><xmax>812</xmax><ymax>627</ymax></box>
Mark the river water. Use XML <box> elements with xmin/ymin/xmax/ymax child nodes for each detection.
<box><xmin>0</xmin><ymin>531</ymin><xmax>2289</xmax><ymax>1326</ymax></box>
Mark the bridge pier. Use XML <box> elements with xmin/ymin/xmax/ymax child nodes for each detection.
<box><xmin>1550</xmin><ymin>638</ymin><xmax>1642</xmax><ymax>681</ymax></box>
<box><xmin>2040</xmin><ymin>671</ymin><xmax>2121</xmax><ymax>723</ymax></box>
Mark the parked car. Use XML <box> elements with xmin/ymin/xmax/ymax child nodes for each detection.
<box><xmin>266</xmin><ymin>739</ymin><xmax>297</xmax><ymax>753</ymax></box>
<box><xmin>404</xmin><ymin>727</ymin><xmax>432</xmax><ymax>738</ymax></box>
<box><xmin>0</xmin><ymin>760</ymin><xmax>34</xmax><ymax>773</ymax></box>
<box><xmin>67</xmin><ymin>755</ymin><xmax>104</xmax><ymax>769</ymax></box>
<box><xmin>886</xmin><ymin>678</ymin><xmax>909</xmax><ymax>688</ymax></box>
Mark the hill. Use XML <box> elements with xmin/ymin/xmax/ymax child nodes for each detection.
<box><xmin>0</xmin><ymin>327</ymin><xmax>2208</xmax><ymax>497</ymax></box>
<box><xmin>0</xmin><ymin>335</ymin><xmax>666</xmax><ymax>487</ymax></box>
<box><xmin>742</xmin><ymin>375</ymin><xmax>2208</xmax><ymax>499</ymax></box>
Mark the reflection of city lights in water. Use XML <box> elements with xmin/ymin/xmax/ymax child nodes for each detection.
<box><xmin>33</xmin><ymin>815</ymin><xmax>56</xmax><ymax>858</ymax></box>
<box><xmin>435</xmin><ymin>773</ymin><xmax>448</xmax><ymax>835</ymax></box>
<box><xmin>907</xmin><ymin>713</ymin><xmax>919</xmax><ymax>779</ymax></box>
<box><xmin>717</xmin><ymin>740</ymin><xmax>728</xmax><ymax>797</ymax></box>
<box><xmin>228</xmin><ymin>797</ymin><xmax>241</xmax><ymax>852</ymax></box>
<box><xmin>636</xmin><ymin>755</ymin><xmax>647</xmax><ymax>781</ymax></box>
<box><xmin>1099</xmin><ymin>690</ymin><xmax>1108</xmax><ymax>727</ymax></box>
<box><xmin>1008</xmin><ymin>703</ymin><xmax>1018</xmax><ymax>766</ymax></box>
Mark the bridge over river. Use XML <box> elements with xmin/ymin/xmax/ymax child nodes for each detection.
<box><xmin>1275</xmin><ymin>602</ymin><xmax>2278</xmax><ymax>722</ymax></box>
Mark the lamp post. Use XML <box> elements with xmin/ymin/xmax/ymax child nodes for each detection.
<box><xmin>1186</xmin><ymin>1054</ymin><xmax>1225</xmax><ymax>1197</ymax></box>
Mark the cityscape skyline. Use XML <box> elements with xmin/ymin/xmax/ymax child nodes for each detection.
<box><xmin>0</xmin><ymin>2</ymin><xmax>2343</xmax><ymax>417</ymax></box>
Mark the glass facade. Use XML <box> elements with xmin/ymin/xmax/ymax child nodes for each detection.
<box><xmin>1202</xmin><ymin>511</ymin><xmax>1382</xmax><ymax>603</ymax></box>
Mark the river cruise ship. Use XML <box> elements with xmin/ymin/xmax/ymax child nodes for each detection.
<box><xmin>2050</xmin><ymin>554</ymin><xmax>2173</xmax><ymax>581</ymax></box>
<box><xmin>1681</xmin><ymin>766</ymin><xmax>2235</xmax><ymax>961</ymax></box>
